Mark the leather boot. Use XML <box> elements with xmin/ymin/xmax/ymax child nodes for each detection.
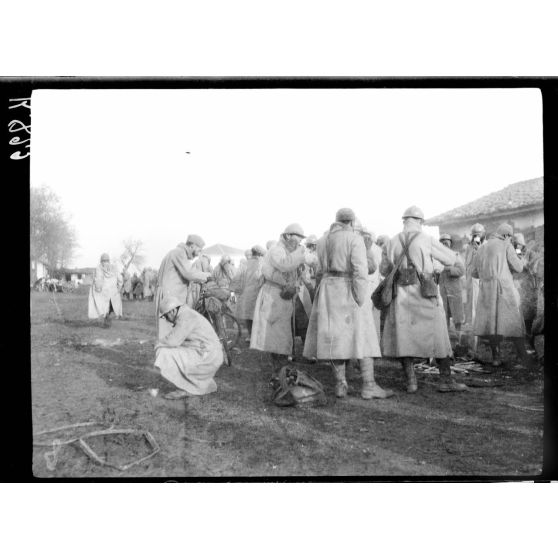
<box><xmin>402</xmin><ymin>357</ymin><xmax>417</xmax><ymax>393</ymax></box>
<box><xmin>360</xmin><ymin>358</ymin><xmax>394</xmax><ymax>399</ymax></box>
<box><xmin>437</xmin><ymin>357</ymin><xmax>467</xmax><ymax>392</ymax></box>
<box><xmin>331</xmin><ymin>360</ymin><xmax>348</xmax><ymax>398</ymax></box>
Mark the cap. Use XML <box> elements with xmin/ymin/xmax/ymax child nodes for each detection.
<box><xmin>283</xmin><ymin>223</ymin><xmax>305</xmax><ymax>237</ymax></box>
<box><xmin>335</xmin><ymin>208</ymin><xmax>356</xmax><ymax>222</ymax></box>
<box><xmin>496</xmin><ymin>223</ymin><xmax>513</xmax><ymax>237</ymax></box>
<box><xmin>402</xmin><ymin>206</ymin><xmax>425</xmax><ymax>220</ymax></box>
<box><xmin>439</xmin><ymin>233</ymin><xmax>452</xmax><ymax>242</ymax></box>
<box><xmin>186</xmin><ymin>234</ymin><xmax>205</xmax><ymax>248</ymax></box>
<box><xmin>513</xmin><ymin>233</ymin><xmax>526</xmax><ymax>246</ymax></box>
<box><xmin>471</xmin><ymin>223</ymin><xmax>485</xmax><ymax>234</ymax></box>
<box><xmin>159</xmin><ymin>296</ymin><xmax>182</xmax><ymax>317</ymax></box>
<box><xmin>100</xmin><ymin>253</ymin><xmax>110</xmax><ymax>262</ymax></box>
<box><xmin>251</xmin><ymin>245</ymin><xmax>266</xmax><ymax>256</ymax></box>
<box><xmin>305</xmin><ymin>235</ymin><xmax>318</xmax><ymax>245</ymax></box>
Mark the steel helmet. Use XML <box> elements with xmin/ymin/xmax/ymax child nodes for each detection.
<box><xmin>335</xmin><ymin>208</ymin><xmax>356</xmax><ymax>222</ymax></box>
<box><xmin>305</xmin><ymin>235</ymin><xmax>318</xmax><ymax>245</ymax></box>
<box><xmin>513</xmin><ymin>233</ymin><xmax>526</xmax><ymax>247</ymax></box>
<box><xmin>471</xmin><ymin>223</ymin><xmax>485</xmax><ymax>235</ymax></box>
<box><xmin>496</xmin><ymin>223</ymin><xmax>513</xmax><ymax>237</ymax></box>
<box><xmin>402</xmin><ymin>206</ymin><xmax>425</xmax><ymax>220</ymax></box>
<box><xmin>159</xmin><ymin>296</ymin><xmax>182</xmax><ymax>317</ymax></box>
<box><xmin>439</xmin><ymin>233</ymin><xmax>452</xmax><ymax>243</ymax></box>
<box><xmin>283</xmin><ymin>223</ymin><xmax>306</xmax><ymax>237</ymax></box>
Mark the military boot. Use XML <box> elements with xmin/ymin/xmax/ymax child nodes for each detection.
<box><xmin>331</xmin><ymin>360</ymin><xmax>348</xmax><ymax>398</ymax></box>
<box><xmin>402</xmin><ymin>357</ymin><xmax>417</xmax><ymax>393</ymax></box>
<box><xmin>437</xmin><ymin>357</ymin><xmax>468</xmax><ymax>392</ymax></box>
<box><xmin>360</xmin><ymin>358</ymin><xmax>394</xmax><ymax>399</ymax></box>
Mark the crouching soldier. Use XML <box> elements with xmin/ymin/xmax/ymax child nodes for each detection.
<box><xmin>154</xmin><ymin>296</ymin><xmax>223</xmax><ymax>400</ymax></box>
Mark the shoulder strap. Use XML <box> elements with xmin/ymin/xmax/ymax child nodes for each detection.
<box><xmin>392</xmin><ymin>232</ymin><xmax>419</xmax><ymax>272</ymax></box>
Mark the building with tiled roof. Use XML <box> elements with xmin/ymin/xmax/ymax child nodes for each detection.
<box><xmin>426</xmin><ymin>177</ymin><xmax>543</xmax><ymax>245</ymax></box>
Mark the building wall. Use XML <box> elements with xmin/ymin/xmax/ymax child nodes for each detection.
<box><xmin>30</xmin><ymin>260</ymin><xmax>48</xmax><ymax>283</ymax></box>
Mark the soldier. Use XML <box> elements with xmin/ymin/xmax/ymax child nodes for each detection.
<box><xmin>512</xmin><ymin>233</ymin><xmax>538</xmax><ymax>343</ymax></box>
<box><xmin>304</xmin><ymin>209</ymin><xmax>392</xmax><ymax>399</ymax></box>
<box><xmin>88</xmin><ymin>253</ymin><xmax>123</xmax><ymax>327</ymax></box>
<box><xmin>156</xmin><ymin>235</ymin><xmax>212</xmax><ymax>337</ymax></box>
<box><xmin>361</xmin><ymin>228</ymin><xmax>383</xmax><ymax>345</ymax></box>
<box><xmin>155</xmin><ymin>296</ymin><xmax>223</xmax><ymax>400</ymax></box>
<box><xmin>464</xmin><ymin>223</ymin><xmax>486</xmax><ymax>326</ymax></box>
<box><xmin>212</xmin><ymin>255</ymin><xmax>236</xmax><ymax>289</ymax></box>
<box><xmin>380</xmin><ymin>206</ymin><xmax>467</xmax><ymax>393</ymax></box>
<box><xmin>231</xmin><ymin>245</ymin><xmax>266</xmax><ymax>340</ymax></box>
<box><xmin>438</xmin><ymin>233</ymin><xmax>465</xmax><ymax>335</ymax></box>
<box><xmin>250</xmin><ymin>224</ymin><xmax>307</xmax><ymax>376</ymax></box>
<box><xmin>472</xmin><ymin>223</ymin><xmax>533</xmax><ymax>368</ymax></box>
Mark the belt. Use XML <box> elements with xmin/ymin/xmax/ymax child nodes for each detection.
<box><xmin>324</xmin><ymin>271</ymin><xmax>351</xmax><ymax>278</ymax></box>
<box><xmin>264</xmin><ymin>279</ymin><xmax>284</xmax><ymax>288</ymax></box>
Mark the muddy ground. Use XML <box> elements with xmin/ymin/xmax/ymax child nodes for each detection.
<box><xmin>31</xmin><ymin>291</ymin><xmax>544</xmax><ymax>478</ymax></box>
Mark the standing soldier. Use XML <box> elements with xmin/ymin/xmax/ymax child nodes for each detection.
<box><xmin>380</xmin><ymin>206</ymin><xmax>468</xmax><ymax>393</ymax></box>
<box><xmin>438</xmin><ymin>233</ymin><xmax>465</xmax><ymax>336</ymax></box>
<box><xmin>250</xmin><ymin>224</ymin><xmax>307</xmax><ymax>376</ymax></box>
<box><xmin>472</xmin><ymin>223</ymin><xmax>532</xmax><ymax>368</ymax></box>
<box><xmin>464</xmin><ymin>223</ymin><xmax>486</xmax><ymax>326</ymax></box>
<box><xmin>156</xmin><ymin>235</ymin><xmax>212</xmax><ymax>337</ymax></box>
<box><xmin>88</xmin><ymin>253</ymin><xmax>123</xmax><ymax>327</ymax></box>
<box><xmin>231</xmin><ymin>245</ymin><xmax>266</xmax><ymax>340</ymax></box>
<box><xmin>361</xmin><ymin>228</ymin><xmax>383</xmax><ymax>345</ymax></box>
<box><xmin>303</xmin><ymin>209</ymin><xmax>392</xmax><ymax>399</ymax></box>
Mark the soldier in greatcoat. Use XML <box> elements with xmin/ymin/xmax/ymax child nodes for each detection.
<box><xmin>380</xmin><ymin>206</ymin><xmax>468</xmax><ymax>393</ymax></box>
<box><xmin>303</xmin><ymin>209</ymin><xmax>393</xmax><ymax>399</ymax></box>
<box><xmin>156</xmin><ymin>235</ymin><xmax>212</xmax><ymax>337</ymax></box>
<box><xmin>438</xmin><ymin>233</ymin><xmax>465</xmax><ymax>334</ymax></box>
<box><xmin>472</xmin><ymin>223</ymin><xmax>533</xmax><ymax>368</ymax></box>
<box><xmin>250</xmin><ymin>224</ymin><xmax>307</xmax><ymax>375</ymax></box>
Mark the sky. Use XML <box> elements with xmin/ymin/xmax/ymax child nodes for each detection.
<box><xmin>30</xmin><ymin>88</ymin><xmax>543</xmax><ymax>269</ymax></box>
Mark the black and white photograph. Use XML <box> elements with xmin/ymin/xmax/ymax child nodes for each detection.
<box><xmin>24</xmin><ymin>83</ymin><xmax>547</xmax><ymax>478</ymax></box>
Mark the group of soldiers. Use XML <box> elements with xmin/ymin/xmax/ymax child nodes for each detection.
<box><xmin>121</xmin><ymin>268</ymin><xmax>158</xmax><ymax>301</ymax></box>
<box><xmin>89</xmin><ymin>205</ymin><xmax>543</xmax><ymax>401</ymax></box>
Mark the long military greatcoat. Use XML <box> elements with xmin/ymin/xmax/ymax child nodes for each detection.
<box><xmin>380</xmin><ymin>222</ymin><xmax>456</xmax><ymax>358</ymax></box>
<box><xmin>250</xmin><ymin>239</ymin><xmax>306</xmax><ymax>355</ymax></box>
<box><xmin>472</xmin><ymin>235</ymin><xmax>525</xmax><ymax>337</ymax></box>
<box><xmin>88</xmin><ymin>263</ymin><xmax>123</xmax><ymax>319</ymax></box>
<box><xmin>439</xmin><ymin>251</ymin><xmax>465</xmax><ymax>325</ymax></box>
<box><xmin>156</xmin><ymin>244</ymin><xmax>208</xmax><ymax>336</ymax></box>
<box><xmin>231</xmin><ymin>257</ymin><xmax>264</xmax><ymax>321</ymax></box>
<box><xmin>303</xmin><ymin>222</ymin><xmax>381</xmax><ymax>360</ymax></box>
<box><xmin>464</xmin><ymin>242</ymin><xmax>481</xmax><ymax>324</ymax></box>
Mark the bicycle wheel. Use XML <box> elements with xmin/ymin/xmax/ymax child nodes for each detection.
<box><xmin>221</xmin><ymin>312</ymin><xmax>241</xmax><ymax>351</ymax></box>
<box><xmin>212</xmin><ymin>313</ymin><xmax>232</xmax><ymax>367</ymax></box>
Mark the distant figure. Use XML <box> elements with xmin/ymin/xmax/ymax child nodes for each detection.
<box><xmin>512</xmin><ymin>234</ymin><xmax>538</xmax><ymax>342</ymax></box>
<box><xmin>88</xmin><ymin>253</ymin><xmax>123</xmax><ymax>327</ymax></box>
<box><xmin>142</xmin><ymin>267</ymin><xmax>158</xmax><ymax>302</ymax></box>
<box><xmin>133</xmin><ymin>274</ymin><xmax>144</xmax><ymax>300</ymax></box>
<box><xmin>155</xmin><ymin>296</ymin><xmax>223</xmax><ymax>400</ymax></box>
<box><xmin>361</xmin><ymin>228</ymin><xmax>383</xmax><ymax>345</ymax></box>
<box><xmin>121</xmin><ymin>269</ymin><xmax>133</xmax><ymax>300</ymax></box>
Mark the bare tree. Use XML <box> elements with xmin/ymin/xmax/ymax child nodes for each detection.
<box><xmin>120</xmin><ymin>238</ymin><xmax>145</xmax><ymax>272</ymax></box>
<box><xmin>30</xmin><ymin>185</ymin><xmax>78</xmax><ymax>273</ymax></box>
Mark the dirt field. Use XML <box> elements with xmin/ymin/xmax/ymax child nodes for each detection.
<box><xmin>31</xmin><ymin>291</ymin><xmax>544</xmax><ymax>478</ymax></box>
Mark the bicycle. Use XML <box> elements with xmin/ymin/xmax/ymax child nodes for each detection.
<box><xmin>194</xmin><ymin>282</ymin><xmax>241</xmax><ymax>366</ymax></box>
